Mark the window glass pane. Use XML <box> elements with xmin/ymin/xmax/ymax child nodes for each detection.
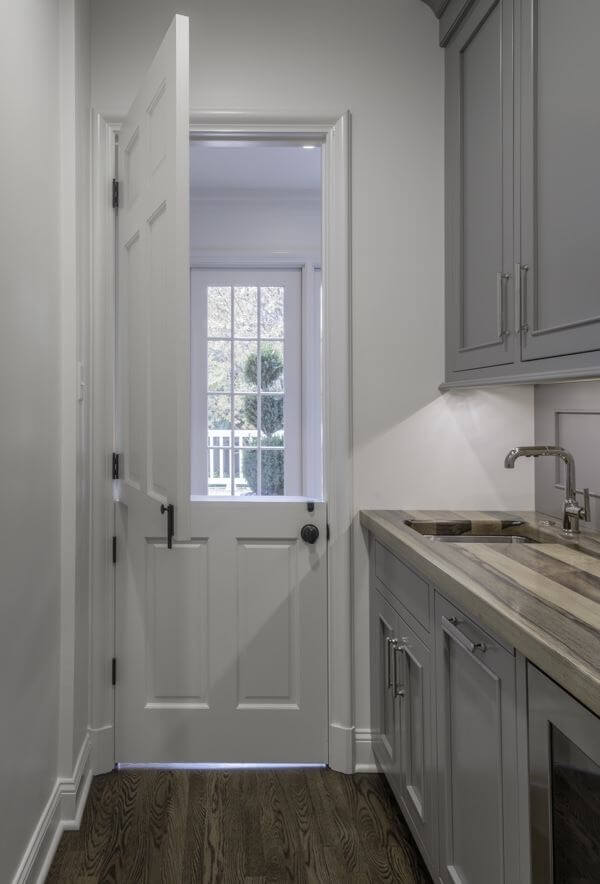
<box><xmin>234</xmin><ymin>341</ymin><xmax>258</xmax><ymax>392</ymax></box>
<box><xmin>260</xmin><ymin>286</ymin><xmax>284</xmax><ymax>338</ymax></box>
<box><xmin>235</xmin><ymin>448</ymin><xmax>257</xmax><ymax>496</ymax></box>
<box><xmin>207</xmin><ymin>340</ymin><xmax>231</xmax><ymax>391</ymax></box>
<box><xmin>260</xmin><ymin>394</ymin><xmax>284</xmax><ymax>444</ymax></box>
<box><xmin>207</xmin><ymin>394</ymin><xmax>231</xmax><ymax>431</ymax></box>
<box><xmin>261</xmin><ymin>448</ymin><xmax>284</xmax><ymax>496</ymax></box>
<box><xmin>207</xmin><ymin>286</ymin><xmax>231</xmax><ymax>338</ymax></box>
<box><xmin>234</xmin><ymin>395</ymin><xmax>257</xmax><ymax>447</ymax></box>
<box><xmin>207</xmin><ymin>448</ymin><xmax>231</xmax><ymax>496</ymax></box>
<box><xmin>234</xmin><ymin>286</ymin><xmax>258</xmax><ymax>337</ymax></box>
<box><xmin>260</xmin><ymin>342</ymin><xmax>284</xmax><ymax>391</ymax></box>
<box><xmin>207</xmin><ymin>395</ymin><xmax>231</xmax><ymax>458</ymax></box>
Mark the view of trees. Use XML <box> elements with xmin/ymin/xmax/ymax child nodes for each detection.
<box><xmin>206</xmin><ymin>285</ymin><xmax>286</xmax><ymax>495</ymax></box>
<box><xmin>241</xmin><ymin>345</ymin><xmax>284</xmax><ymax>495</ymax></box>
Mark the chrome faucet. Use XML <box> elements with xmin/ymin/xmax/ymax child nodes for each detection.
<box><xmin>504</xmin><ymin>445</ymin><xmax>590</xmax><ymax>535</ymax></box>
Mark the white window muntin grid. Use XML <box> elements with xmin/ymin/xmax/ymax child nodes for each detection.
<box><xmin>206</xmin><ymin>284</ymin><xmax>285</xmax><ymax>496</ymax></box>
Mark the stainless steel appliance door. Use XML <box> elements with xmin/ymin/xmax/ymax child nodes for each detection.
<box><xmin>528</xmin><ymin>663</ymin><xmax>600</xmax><ymax>883</ymax></box>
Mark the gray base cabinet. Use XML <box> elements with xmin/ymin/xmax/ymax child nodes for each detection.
<box><xmin>371</xmin><ymin>589</ymin><xmax>402</xmax><ymax>782</ymax></box>
<box><xmin>369</xmin><ymin>543</ymin><xmax>438</xmax><ymax>877</ymax></box>
<box><xmin>369</xmin><ymin>538</ymin><xmax>522</xmax><ymax>883</ymax></box>
<box><xmin>435</xmin><ymin>594</ymin><xmax>519</xmax><ymax>884</ymax></box>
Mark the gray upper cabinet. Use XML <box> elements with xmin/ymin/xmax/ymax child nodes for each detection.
<box><xmin>446</xmin><ymin>0</ymin><xmax>515</xmax><ymax>372</ymax></box>
<box><xmin>519</xmin><ymin>0</ymin><xmax>600</xmax><ymax>361</ymax></box>
<box><xmin>440</xmin><ymin>0</ymin><xmax>600</xmax><ymax>386</ymax></box>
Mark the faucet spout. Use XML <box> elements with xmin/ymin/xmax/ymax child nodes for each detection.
<box><xmin>503</xmin><ymin>445</ymin><xmax>589</xmax><ymax>535</ymax></box>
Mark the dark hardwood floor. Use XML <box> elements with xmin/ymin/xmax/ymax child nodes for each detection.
<box><xmin>46</xmin><ymin>768</ymin><xmax>432</xmax><ymax>883</ymax></box>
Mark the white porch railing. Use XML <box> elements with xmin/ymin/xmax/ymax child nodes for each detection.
<box><xmin>207</xmin><ymin>430</ymin><xmax>257</xmax><ymax>490</ymax></box>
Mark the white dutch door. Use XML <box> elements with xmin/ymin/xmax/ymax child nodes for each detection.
<box><xmin>115</xmin><ymin>16</ymin><xmax>328</xmax><ymax>763</ymax></box>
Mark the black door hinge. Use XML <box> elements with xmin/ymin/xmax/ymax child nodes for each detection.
<box><xmin>112</xmin><ymin>178</ymin><xmax>119</xmax><ymax>209</ymax></box>
<box><xmin>112</xmin><ymin>535</ymin><xmax>117</xmax><ymax>564</ymax></box>
<box><xmin>112</xmin><ymin>452</ymin><xmax>120</xmax><ymax>480</ymax></box>
<box><xmin>111</xmin><ymin>657</ymin><xmax>117</xmax><ymax>686</ymax></box>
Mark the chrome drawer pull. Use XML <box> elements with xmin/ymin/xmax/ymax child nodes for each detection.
<box><xmin>497</xmin><ymin>272</ymin><xmax>510</xmax><ymax>338</ymax></box>
<box><xmin>386</xmin><ymin>636</ymin><xmax>397</xmax><ymax>689</ymax></box>
<box><xmin>515</xmin><ymin>263</ymin><xmax>529</xmax><ymax>334</ymax></box>
<box><xmin>442</xmin><ymin>615</ymin><xmax>487</xmax><ymax>654</ymax></box>
<box><xmin>393</xmin><ymin>644</ymin><xmax>406</xmax><ymax>698</ymax></box>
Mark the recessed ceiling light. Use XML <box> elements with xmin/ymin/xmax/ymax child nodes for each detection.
<box><xmin>302</xmin><ymin>144</ymin><xmax>317</xmax><ymax>149</ymax></box>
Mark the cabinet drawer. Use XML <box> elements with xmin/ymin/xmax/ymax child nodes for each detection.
<box><xmin>374</xmin><ymin>541</ymin><xmax>431</xmax><ymax>631</ymax></box>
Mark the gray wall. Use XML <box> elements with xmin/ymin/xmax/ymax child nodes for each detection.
<box><xmin>534</xmin><ymin>381</ymin><xmax>600</xmax><ymax>530</ymax></box>
<box><xmin>0</xmin><ymin>0</ymin><xmax>62</xmax><ymax>877</ymax></box>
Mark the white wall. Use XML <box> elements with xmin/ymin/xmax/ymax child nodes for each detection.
<box><xmin>90</xmin><ymin>0</ymin><xmax>534</xmax><ymax>764</ymax></box>
<box><xmin>0</xmin><ymin>1</ymin><xmax>92</xmax><ymax>879</ymax></box>
<box><xmin>72</xmin><ymin>0</ymin><xmax>93</xmax><ymax>770</ymax></box>
<box><xmin>0</xmin><ymin>0</ymin><xmax>62</xmax><ymax>878</ymax></box>
<box><xmin>190</xmin><ymin>195</ymin><xmax>321</xmax><ymax>261</ymax></box>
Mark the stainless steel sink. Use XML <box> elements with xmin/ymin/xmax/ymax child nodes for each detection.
<box><xmin>422</xmin><ymin>534</ymin><xmax>536</xmax><ymax>544</ymax></box>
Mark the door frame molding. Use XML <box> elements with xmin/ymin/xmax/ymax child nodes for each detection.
<box><xmin>90</xmin><ymin>111</ymin><xmax>354</xmax><ymax>773</ymax></box>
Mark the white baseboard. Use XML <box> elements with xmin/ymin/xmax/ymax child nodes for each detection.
<box><xmin>328</xmin><ymin>722</ymin><xmax>354</xmax><ymax>773</ymax></box>
<box><xmin>354</xmin><ymin>728</ymin><xmax>376</xmax><ymax>772</ymax></box>
<box><xmin>12</xmin><ymin>732</ymin><xmax>93</xmax><ymax>884</ymax></box>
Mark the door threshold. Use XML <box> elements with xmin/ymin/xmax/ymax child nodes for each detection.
<box><xmin>116</xmin><ymin>762</ymin><xmax>327</xmax><ymax>770</ymax></box>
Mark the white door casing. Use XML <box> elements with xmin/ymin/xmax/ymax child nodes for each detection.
<box><xmin>93</xmin><ymin>104</ymin><xmax>351</xmax><ymax>772</ymax></box>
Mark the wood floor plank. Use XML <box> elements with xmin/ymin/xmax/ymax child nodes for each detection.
<box><xmin>307</xmin><ymin>768</ymin><xmax>374</xmax><ymax>881</ymax></box>
<box><xmin>181</xmin><ymin>771</ymin><xmax>209</xmax><ymax>883</ymax></box>
<box><xmin>257</xmin><ymin>769</ymin><xmax>299</xmax><ymax>881</ymax></box>
<box><xmin>46</xmin><ymin>768</ymin><xmax>433</xmax><ymax>884</ymax></box>
<box><xmin>273</xmin><ymin>770</ymin><xmax>332</xmax><ymax>883</ymax></box>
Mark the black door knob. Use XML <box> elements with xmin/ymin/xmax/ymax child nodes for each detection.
<box><xmin>301</xmin><ymin>524</ymin><xmax>319</xmax><ymax>544</ymax></box>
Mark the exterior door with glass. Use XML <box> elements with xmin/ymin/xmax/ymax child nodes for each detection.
<box><xmin>115</xmin><ymin>72</ymin><xmax>328</xmax><ymax>768</ymax></box>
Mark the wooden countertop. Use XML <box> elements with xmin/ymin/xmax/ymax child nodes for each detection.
<box><xmin>359</xmin><ymin>509</ymin><xmax>600</xmax><ymax>717</ymax></box>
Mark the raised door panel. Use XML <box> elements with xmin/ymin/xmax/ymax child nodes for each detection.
<box><xmin>146</xmin><ymin>541</ymin><xmax>209</xmax><ymax>706</ymax></box>
<box><xmin>446</xmin><ymin>0</ymin><xmax>515</xmax><ymax>372</ymax></box>
<box><xmin>520</xmin><ymin>0</ymin><xmax>600</xmax><ymax>360</ymax></box>
<box><xmin>117</xmin><ymin>14</ymin><xmax>190</xmax><ymax>536</ymax></box>
<box><xmin>371</xmin><ymin>588</ymin><xmax>401</xmax><ymax>781</ymax></box>
<box><xmin>236</xmin><ymin>540</ymin><xmax>299</xmax><ymax>709</ymax></box>
<box><xmin>436</xmin><ymin>594</ymin><xmax>519</xmax><ymax>884</ymax></box>
<box><xmin>397</xmin><ymin>616</ymin><xmax>437</xmax><ymax>871</ymax></box>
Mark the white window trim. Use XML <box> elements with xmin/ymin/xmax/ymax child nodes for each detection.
<box><xmin>90</xmin><ymin>111</ymin><xmax>353</xmax><ymax>774</ymax></box>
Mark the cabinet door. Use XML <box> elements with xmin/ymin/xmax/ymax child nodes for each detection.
<box><xmin>519</xmin><ymin>0</ymin><xmax>600</xmax><ymax>361</ymax></box>
<box><xmin>397</xmin><ymin>617</ymin><xmax>437</xmax><ymax>871</ymax></box>
<box><xmin>370</xmin><ymin>589</ymin><xmax>401</xmax><ymax>784</ymax></box>
<box><xmin>446</xmin><ymin>0</ymin><xmax>515</xmax><ymax>372</ymax></box>
<box><xmin>436</xmin><ymin>594</ymin><xmax>519</xmax><ymax>884</ymax></box>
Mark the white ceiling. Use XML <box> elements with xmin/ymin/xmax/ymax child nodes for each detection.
<box><xmin>190</xmin><ymin>140</ymin><xmax>322</xmax><ymax>198</ymax></box>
